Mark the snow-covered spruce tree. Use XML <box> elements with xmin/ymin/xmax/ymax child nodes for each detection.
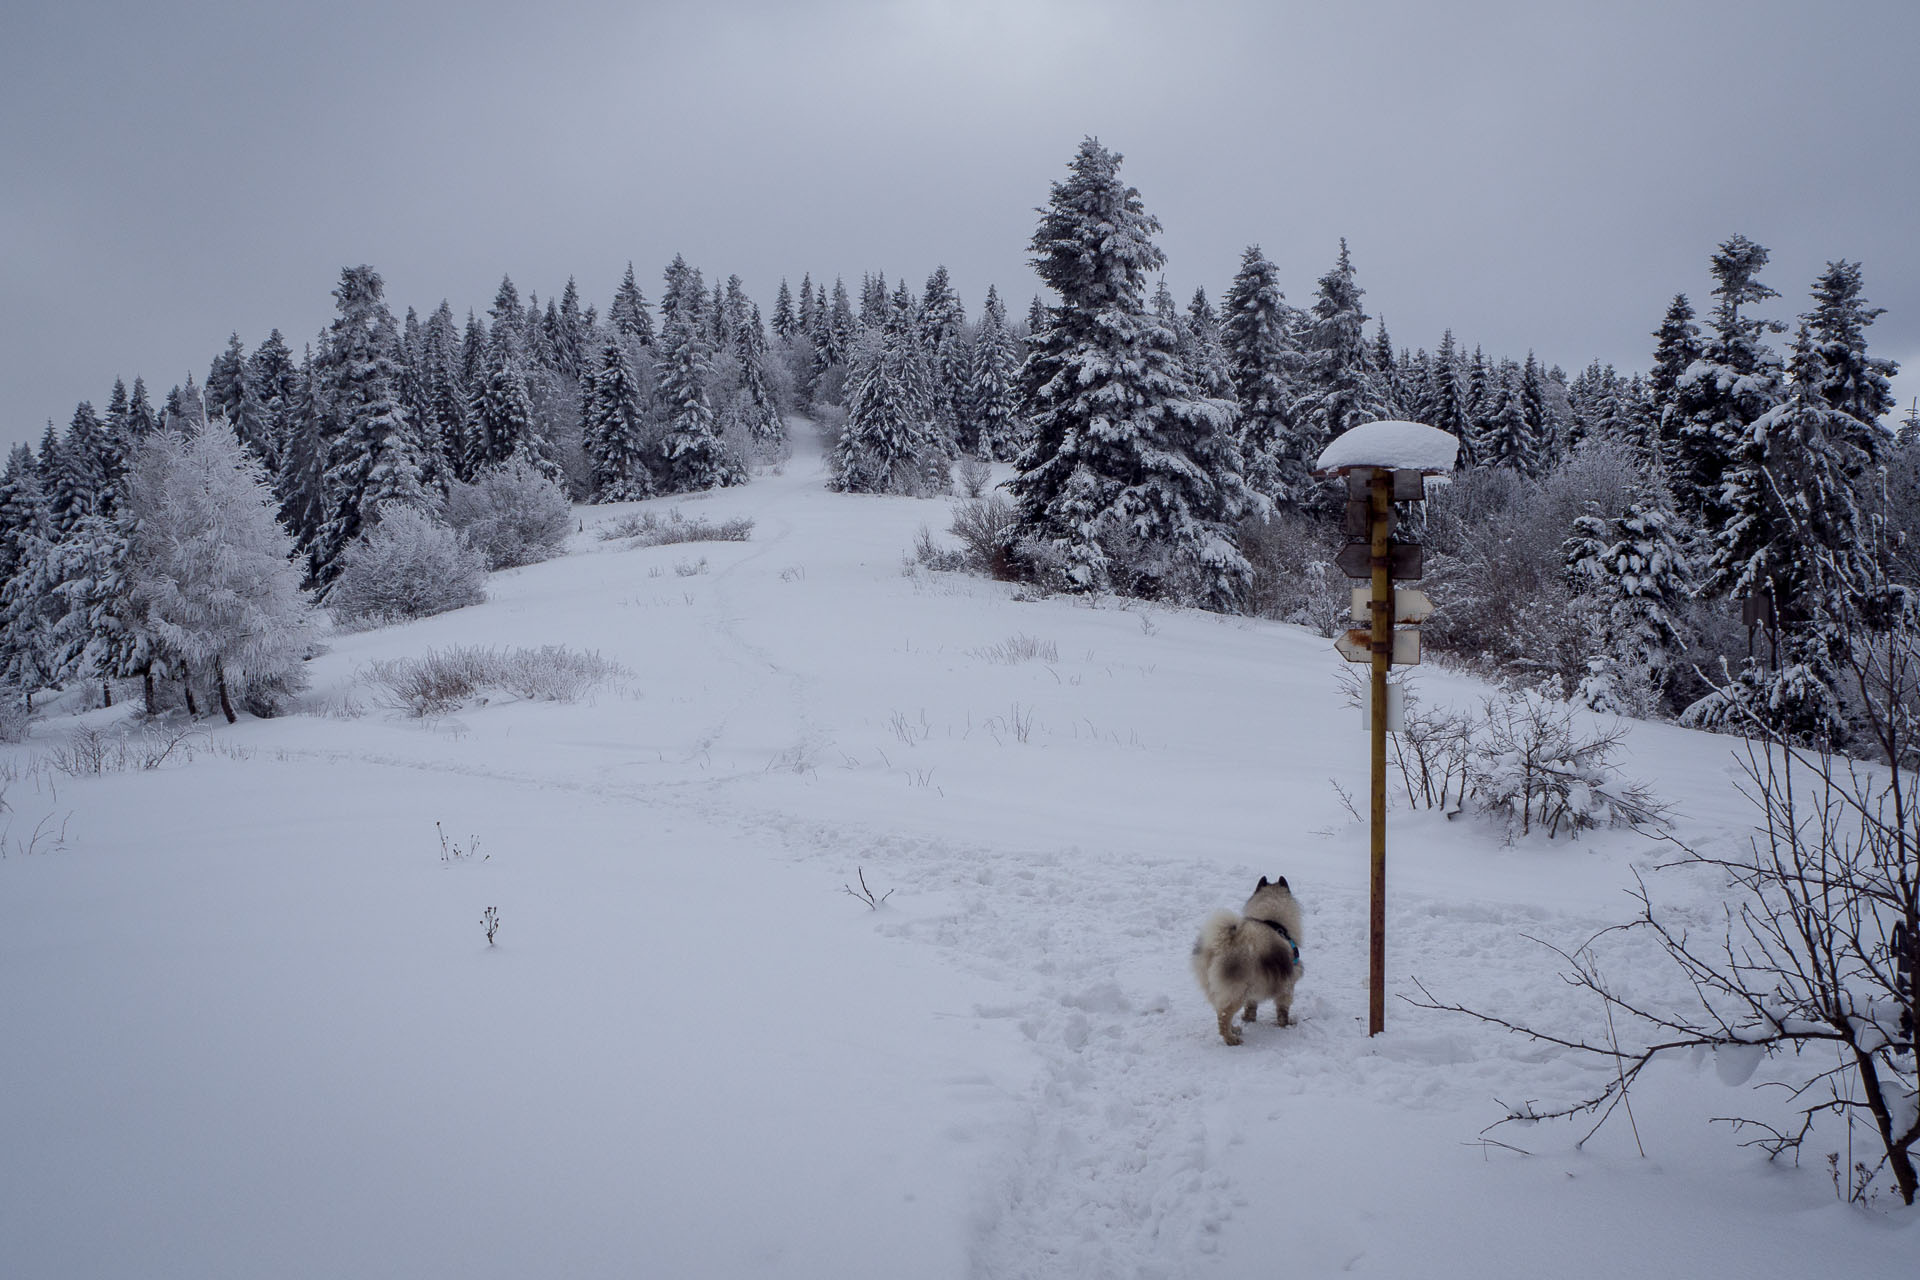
<box><xmin>771</xmin><ymin>278</ymin><xmax>796</xmax><ymax>342</ymax></box>
<box><xmin>1425</xmin><ymin>330</ymin><xmax>1473</xmax><ymax>467</ymax></box>
<box><xmin>46</xmin><ymin>511</ymin><xmax>149</xmax><ymax>709</ymax></box>
<box><xmin>1648</xmin><ymin>294</ymin><xmax>1702</xmax><ymax>469</ymax></box>
<box><xmin>1480</xmin><ymin>363</ymin><xmax>1534</xmax><ymax>474</ymax></box>
<box><xmin>1008</xmin><ymin>137</ymin><xmax>1252</xmax><ymax>609</ymax></box>
<box><xmin>51</xmin><ymin>401</ymin><xmax>111</xmax><ymax>533</ymax></box>
<box><xmin>1564</xmin><ymin>487</ymin><xmax>1690</xmax><ymax>716</ymax></box>
<box><xmin>247</xmin><ymin>329</ymin><xmax>300</xmax><ymax>474</ymax></box>
<box><xmin>1289</xmin><ymin>238</ymin><xmax>1389</xmax><ymax>495</ymax></box>
<box><xmin>919</xmin><ymin>265</ymin><xmax>969</xmax><ymax>445</ymax></box>
<box><xmin>964</xmin><ymin>285</ymin><xmax>1024</xmax><ymax>461</ymax></box>
<box><xmin>1220</xmin><ymin>244</ymin><xmax>1304</xmax><ymax>506</ymax></box>
<box><xmin>1520</xmin><ymin>351</ymin><xmax>1557</xmax><ymax>472</ymax></box>
<box><xmin>728</xmin><ymin>303</ymin><xmax>786</xmax><ymax>457</ymax></box>
<box><xmin>469</xmin><ymin>333</ymin><xmax>535</xmax><ymax>477</ymax></box>
<box><xmin>311</xmin><ymin>266</ymin><xmax>426</xmax><ymax>588</ymax></box>
<box><xmin>1801</xmin><ymin>259</ymin><xmax>1898</xmax><ymax>461</ymax></box>
<box><xmin>0</xmin><ymin>444</ymin><xmax>62</xmax><ymax>706</ymax></box>
<box><xmin>1182</xmin><ymin>288</ymin><xmax>1236</xmax><ymax>402</ymax></box>
<box><xmin>123</xmin><ymin>426</ymin><xmax>312</xmax><ymax>722</ymax></box>
<box><xmin>610</xmin><ymin>262</ymin><xmax>655</xmax><ymax>347</ymax></box>
<box><xmin>1690</xmin><ymin>322</ymin><xmax>1884</xmax><ymax>743</ymax></box>
<box><xmin>1670</xmin><ymin>236</ymin><xmax>1785</xmax><ymax>530</ymax></box>
<box><xmin>833</xmin><ymin>291</ymin><xmax>944</xmax><ymax>496</ymax></box>
<box><xmin>582</xmin><ymin>334</ymin><xmax>654</xmax><ymax>501</ymax></box>
<box><xmin>658</xmin><ymin>313</ymin><xmax>745</xmax><ymax>493</ymax></box>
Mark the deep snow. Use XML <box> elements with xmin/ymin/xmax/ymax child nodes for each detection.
<box><xmin>2</xmin><ymin>422</ymin><xmax>1914</xmax><ymax>1279</ymax></box>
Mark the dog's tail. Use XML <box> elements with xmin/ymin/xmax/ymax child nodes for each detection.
<box><xmin>1193</xmin><ymin>909</ymin><xmax>1242</xmax><ymax>958</ymax></box>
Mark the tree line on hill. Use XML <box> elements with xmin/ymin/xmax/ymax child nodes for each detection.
<box><xmin>2</xmin><ymin>135</ymin><xmax>1914</xmax><ymax>752</ymax></box>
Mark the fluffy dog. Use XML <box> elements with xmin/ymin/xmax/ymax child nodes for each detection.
<box><xmin>1191</xmin><ymin>876</ymin><xmax>1303</xmax><ymax>1046</ymax></box>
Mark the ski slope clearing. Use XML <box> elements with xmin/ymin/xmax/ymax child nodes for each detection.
<box><xmin>2</xmin><ymin>424</ymin><xmax>1914</xmax><ymax>1278</ymax></box>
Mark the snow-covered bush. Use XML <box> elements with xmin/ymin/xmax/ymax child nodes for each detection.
<box><xmin>954</xmin><ymin>455</ymin><xmax>992</xmax><ymax>499</ymax></box>
<box><xmin>328</xmin><ymin>505</ymin><xmax>486</xmax><ymax>628</ymax></box>
<box><xmin>363</xmin><ymin>645</ymin><xmax>625</xmax><ymax>717</ymax></box>
<box><xmin>442</xmin><ymin>459</ymin><xmax>572</xmax><ymax>571</ymax></box>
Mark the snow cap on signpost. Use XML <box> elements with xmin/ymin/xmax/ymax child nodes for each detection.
<box><xmin>1312</xmin><ymin>419</ymin><xmax>1459</xmax><ymax>478</ymax></box>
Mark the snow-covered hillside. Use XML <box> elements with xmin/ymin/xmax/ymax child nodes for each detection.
<box><xmin>2</xmin><ymin>423</ymin><xmax>1913</xmax><ymax>1279</ymax></box>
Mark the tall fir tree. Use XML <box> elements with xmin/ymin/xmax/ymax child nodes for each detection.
<box><xmin>772</xmin><ymin>278</ymin><xmax>797</xmax><ymax>341</ymax></box>
<box><xmin>963</xmin><ymin>285</ymin><xmax>1024</xmax><ymax>461</ymax></box>
<box><xmin>1220</xmin><ymin>245</ymin><xmax>1304</xmax><ymax>505</ymax></box>
<box><xmin>610</xmin><ymin>262</ymin><xmax>655</xmax><ymax>347</ymax></box>
<box><xmin>1801</xmin><ymin>259</ymin><xmax>1898</xmax><ymax>461</ymax></box>
<box><xmin>658</xmin><ymin>315</ymin><xmax>744</xmax><ymax>492</ymax></box>
<box><xmin>582</xmin><ymin>334</ymin><xmax>653</xmax><ymax>501</ymax></box>
<box><xmin>1008</xmin><ymin>138</ymin><xmax>1251</xmax><ymax>608</ymax></box>
<box><xmin>835</xmin><ymin>289</ymin><xmax>942</xmax><ymax>495</ymax></box>
<box><xmin>312</xmin><ymin>265</ymin><xmax>426</xmax><ymax>587</ymax></box>
<box><xmin>1290</xmin><ymin>239</ymin><xmax>1388</xmax><ymax>494</ymax></box>
<box><xmin>1671</xmin><ymin>235</ymin><xmax>1786</xmax><ymax>533</ymax></box>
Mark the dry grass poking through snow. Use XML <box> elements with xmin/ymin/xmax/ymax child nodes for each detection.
<box><xmin>363</xmin><ymin>646</ymin><xmax>626</xmax><ymax>717</ymax></box>
<box><xmin>967</xmin><ymin>633</ymin><xmax>1060</xmax><ymax>664</ymax></box>
<box><xmin>598</xmin><ymin>508</ymin><xmax>755</xmax><ymax>547</ymax></box>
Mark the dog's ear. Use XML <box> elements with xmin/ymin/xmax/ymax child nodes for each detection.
<box><xmin>1274</xmin><ymin>876</ymin><xmax>1289</xmax><ymax>890</ymax></box>
<box><xmin>1256</xmin><ymin>875</ymin><xmax>1269</xmax><ymax>888</ymax></box>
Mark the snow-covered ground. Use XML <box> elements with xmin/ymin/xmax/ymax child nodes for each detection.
<box><xmin>3</xmin><ymin>423</ymin><xmax>1914</xmax><ymax>1278</ymax></box>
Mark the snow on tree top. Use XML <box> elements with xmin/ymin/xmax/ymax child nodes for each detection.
<box><xmin>1313</xmin><ymin>420</ymin><xmax>1459</xmax><ymax>475</ymax></box>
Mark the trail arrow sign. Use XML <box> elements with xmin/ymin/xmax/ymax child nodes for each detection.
<box><xmin>1351</xmin><ymin>587</ymin><xmax>1435</xmax><ymax>625</ymax></box>
<box><xmin>1334</xmin><ymin>628</ymin><xmax>1421</xmax><ymax>667</ymax></box>
<box><xmin>1335</xmin><ymin>540</ymin><xmax>1424</xmax><ymax>581</ymax></box>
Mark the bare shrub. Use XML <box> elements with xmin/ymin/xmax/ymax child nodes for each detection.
<box><xmin>955</xmin><ymin>454</ymin><xmax>992</xmax><ymax>499</ymax></box>
<box><xmin>329</xmin><ymin>505</ymin><xmax>487</xmax><ymax>628</ymax></box>
<box><xmin>48</xmin><ymin>723</ymin><xmax>201</xmax><ymax>776</ymax></box>
<box><xmin>363</xmin><ymin>646</ymin><xmax>625</xmax><ymax>717</ymax></box>
<box><xmin>1239</xmin><ymin>512</ymin><xmax>1348</xmax><ymax>637</ymax></box>
<box><xmin>0</xmin><ymin>687</ymin><xmax>26</xmax><ymax>744</ymax></box>
<box><xmin>947</xmin><ymin>494</ymin><xmax>1020</xmax><ymax>579</ymax></box>
<box><xmin>599</xmin><ymin>507</ymin><xmax>755</xmax><ymax>547</ymax></box>
<box><xmin>443</xmin><ymin>459</ymin><xmax>573</xmax><ymax>570</ymax></box>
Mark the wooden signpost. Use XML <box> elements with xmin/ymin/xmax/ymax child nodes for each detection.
<box><xmin>1313</xmin><ymin>422</ymin><xmax>1458</xmax><ymax>1038</ymax></box>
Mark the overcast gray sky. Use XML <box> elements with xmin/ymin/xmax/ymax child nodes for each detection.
<box><xmin>5</xmin><ymin>0</ymin><xmax>1917</xmax><ymax>448</ymax></box>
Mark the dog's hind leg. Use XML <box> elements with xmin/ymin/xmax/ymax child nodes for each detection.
<box><xmin>1243</xmin><ymin>1000</ymin><xmax>1260</xmax><ymax>1025</ymax></box>
<box><xmin>1216</xmin><ymin>1006</ymin><xmax>1243</xmax><ymax>1046</ymax></box>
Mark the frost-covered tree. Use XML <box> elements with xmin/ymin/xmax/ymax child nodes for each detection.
<box><xmin>1009</xmin><ymin>137</ymin><xmax>1252</xmax><ymax>608</ymax></box>
<box><xmin>1220</xmin><ymin>244</ymin><xmax>1303</xmax><ymax>505</ymax></box>
<box><xmin>582</xmin><ymin>334</ymin><xmax>654</xmax><ymax>501</ymax></box>
<box><xmin>1480</xmin><ymin>364</ymin><xmax>1534</xmax><ymax>474</ymax></box>
<box><xmin>470</xmin><ymin>336</ymin><xmax>536</xmax><ymax>475</ymax></box>
<box><xmin>658</xmin><ymin>315</ymin><xmax>744</xmax><ymax>492</ymax></box>
<box><xmin>123</xmin><ymin>427</ymin><xmax>313</xmax><ymax>722</ymax></box>
<box><xmin>46</xmin><ymin>512</ymin><xmax>147</xmax><ymax>707</ymax></box>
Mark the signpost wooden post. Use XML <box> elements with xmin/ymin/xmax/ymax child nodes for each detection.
<box><xmin>1313</xmin><ymin>422</ymin><xmax>1458</xmax><ymax>1038</ymax></box>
